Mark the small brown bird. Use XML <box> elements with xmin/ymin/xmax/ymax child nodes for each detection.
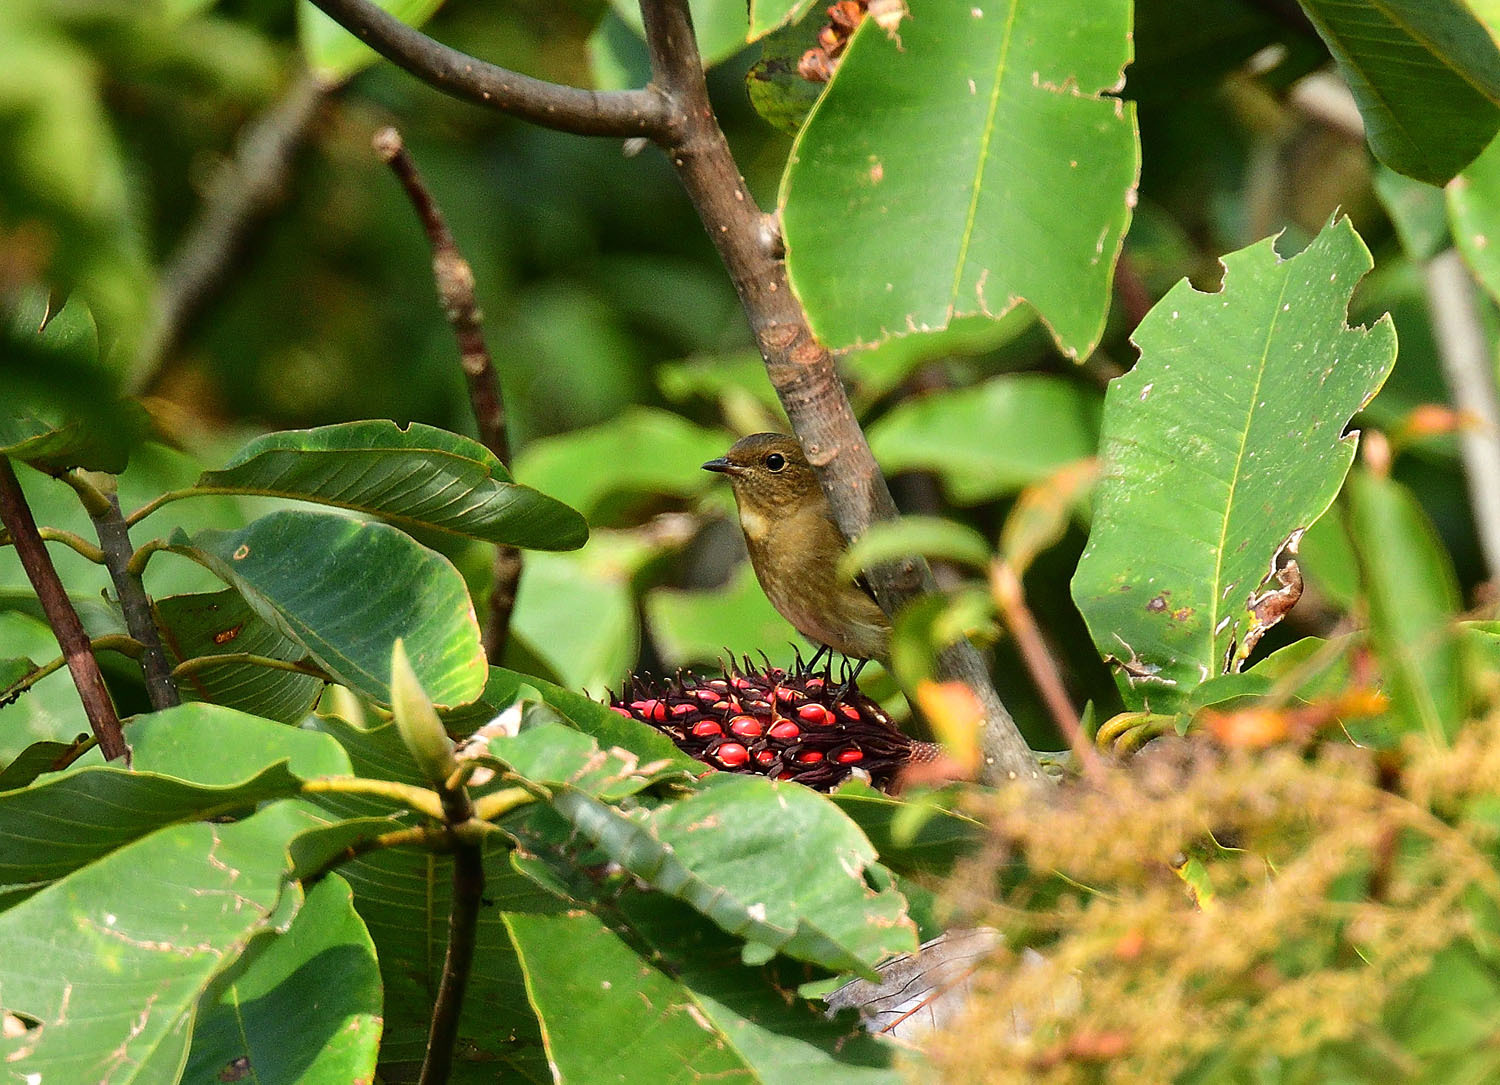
<box><xmin>702</xmin><ymin>433</ymin><xmax>890</xmax><ymax>673</ymax></box>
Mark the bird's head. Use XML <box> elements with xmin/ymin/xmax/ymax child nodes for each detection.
<box><xmin>702</xmin><ymin>432</ymin><xmax>821</xmax><ymax>515</ymax></box>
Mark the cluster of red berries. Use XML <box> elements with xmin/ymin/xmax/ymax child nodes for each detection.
<box><xmin>798</xmin><ymin>1</ymin><xmax>867</xmax><ymax>83</ymax></box>
<box><xmin>609</xmin><ymin>660</ymin><xmax>935</xmax><ymax>792</ymax></box>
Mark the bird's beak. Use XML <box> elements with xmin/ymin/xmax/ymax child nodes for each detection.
<box><xmin>701</xmin><ymin>457</ymin><xmax>743</xmax><ymax>476</ymax></box>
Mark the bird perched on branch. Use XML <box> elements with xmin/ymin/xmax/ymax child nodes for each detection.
<box><xmin>702</xmin><ymin>433</ymin><xmax>890</xmax><ymax>679</ymax></box>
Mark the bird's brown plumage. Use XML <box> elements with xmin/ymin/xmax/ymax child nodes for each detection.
<box><xmin>703</xmin><ymin>433</ymin><xmax>890</xmax><ymax>661</ymax></box>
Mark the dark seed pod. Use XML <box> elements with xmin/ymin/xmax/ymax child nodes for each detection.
<box><xmin>608</xmin><ymin>655</ymin><xmax>926</xmax><ymax>792</ymax></box>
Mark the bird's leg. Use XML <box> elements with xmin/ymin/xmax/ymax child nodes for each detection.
<box><xmin>832</xmin><ymin>656</ymin><xmax>870</xmax><ymax>701</ymax></box>
<box><xmin>803</xmin><ymin>643</ymin><xmax>831</xmax><ymax>675</ymax></box>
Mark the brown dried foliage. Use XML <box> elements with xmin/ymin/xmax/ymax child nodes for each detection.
<box><xmin>930</xmin><ymin>725</ymin><xmax>1500</xmax><ymax>1082</ymax></box>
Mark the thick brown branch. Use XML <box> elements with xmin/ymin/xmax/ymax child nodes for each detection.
<box><xmin>0</xmin><ymin>459</ymin><xmax>129</xmax><ymax>761</ymax></box>
<box><xmin>71</xmin><ymin>482</ymin><xmax>181</xmax><ymax>712</ymax></box>
<box><xmin>309</xmin><ymin>0</ymin><xmax>674</xmax><ymax>139</ymax></box>
<box><xmin>637</xmin><ymin>0</ymin><xmax>1038</xmax><ymax>784</ymax></box>
<box><xmin>373</xmin><ymin>127</ymin><xmax>523</xmax><ymax>661</ymax></box>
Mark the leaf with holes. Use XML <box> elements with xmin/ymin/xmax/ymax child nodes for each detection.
<box><xmin>191</xmin><ymin>420</ymin><xmax>587</xmax><ymax>550</ymax></box>
<box><xmin>169</xmin><ymin>509</ymin><xmax>487</xmax><ymax>708</ymax></box>
<box><xmin>781</xmin><ymin>0</ymin><xmax>1138</xmax><ymax>357</ymax></box>
<box><xmin>1072</xmin><ymin>217</ymin><xmax>1396</xmax><ymax>712</ymax></box>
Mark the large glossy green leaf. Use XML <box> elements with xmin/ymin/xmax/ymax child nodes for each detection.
<box><xmin>183</xmin><ymin>874</ymin><xmax>382</xmax><ymax>1085</ymax></box>
<box><xmin>303</xmin><ymin>711</ymin><xmax>559</xmax><ymax>1082</ymax></box>
<box><xmin>155</xmin><ymin>588</ymin><xmax>324</xmax><ymax>724</ymax></box>
<box><xmin>481</xmin><ymin>718</ymin><xmax>685</xmax><ymax>801</ymax></box>
<box><xmin>1450</xmin><ymin>132</ymin><xmax>1500</xmax><ymax>305</ymax></box>
<box><xmin>1346</xmin><ymin>471</ymin><xmax>1464</xmax><ymax>742</ymax></box>
<box><xmin>170</xmin><ymin>509</ymin><xmax>487</xmax><ymax>709</ymax></box>
<box><xmin>1072</xmin><ymin>218</ymin><xmax>1396</xmax><ymax>712</ymax></box>
<box><xmin>0</xmin><ymin>806</ymin><xmax>311</xmax><ymax>1080</ymax></box>
<box><xmin>547</xmin><ymin>773</ymin><xmax>916</xmax><ymax>977</ymax></box>
<box><xmin>620</xmin><ymin>892</ymin><xmax>907</xmax><ymax>1083</ymax></box>
<box><xmin>299</xmin><ymin>0</ymin><xmax>446</xmax><ymax>84</ymax></box>
<box><xmin>866</xmin><ymin>376</ymin><xmax>1102</xmax><ymax>504</ymax></box>
<box><xmin>512</xmin><ymin>407</ymin><xmax>731</xmax><ymax>524</ymax></box>
<box><xmin>0</xmin><ymin>703</ymin><xmax>350</xmax><ymax>891</ymax></box>
<box><xmin>506</xmin><ymin>910</ymin><xmax>775</xmax><ymax>1083</ymax></box>
<box><xmin>1297</xmin><ymin>0</ymin><xmax>1500</xmax><ymax>184</ymax></box>
<box><xmin>781</xmin><ymin>0</ymin><xmax>1138</xmax><ymax>357</ymax></box>
<box><xmin>190</xmin><ymin>420</ymin><xmax>586</xmax><ymax>550</ymax></box>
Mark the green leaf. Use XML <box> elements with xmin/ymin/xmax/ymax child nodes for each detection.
<box><xmin>169</xmin><ymin>509</ymin><xmax>487</xmax><ymax>709</ymax></box>
<box><xmin>867</xmin><ymin>375</ymin><xmax>1102</xmax><ymax>504</ymax></box>
<box><xmin>1297</xmin><ymin>0</ymin><xmax>1500</xmax><ymax>184</ymax></box>
<box><xmin>298</xmin><ymin>0</ymin><xmax>446</xmax><ymax>84</ymax></box>
<box><xmin>482</xmin><ymin>719</ymin><xmax>683</xmax><ymax>801</ymax></box>
<box><xmin>1346</xmin><ymin>470</ymin><xmax>1464</xmax><ymax>742</ymax></box>
<box><xmin>155</xmin><ymin>588</ymin><xmax>324</xmax><ymax>724</ymax></box>
<box><xmin>746</xmin><ymin>12</ymin><xmax>829</xmax><ymax>133</ymax></box>
<box><xmin>0</xmin><ymin>611</ymin><xmax>87</xmax><ymax>763</ymax></box>
<box><xmin>512</xmin><ymin>407</ymin><xmax>731</xmax><ymax>524</ymax></box>
<box><xmin>839</xmin><ymin>516</ymin><xmax>992</xmax><ymax>582</ymax></box>
<box><xmin>547</xmin><ymin>773</ymin><xmax>917</xmax><ymax>976</ymax></box>
<box><xmin>1072</xmin><ymin>218</ymin><xmax>1396</xmax><ymax>712</ymax></box>
<box><xmin>606</xmin><ymin>0</ymin><xmax>750</xmax><ymax>68</ymax></box>
<box><xmin>781</xmin><ymin>1</ymin><xmax>1138</xmax><ymax>357</ymax></box>
<box><xmin>618</xmin><ymin>892</ymin><xmax>908</xmax><ymax>1083</ymax></box>
<box><xmin>0</xmin><ymin>739</ymin><xmax>86</xmax><ymax>792</ymax></box>
<box><xmin>0</xmin><ymin>807</ymin><xmax>310</xmax><ymax>1079</ymax></box>
<box><xmin>829</xmin><ymin>787</ymin><xmax>985</xmax><ymax>877</ymax></box>
<box><xmin>195</xmin><ymin>420</ymin><xmax>587</xmax><ymax>550</ymax></box>
<box><xmin>0</xmin><ymin>703</ymin><xmax>349</xmax><ymax>891</ymax></box>
<box><xmin>183</xmin><ymin>874</ymin><xmax>382</xmax><ymax>1084</ymax></box>
<box><xmin>509</xmin><ymin>543</ymin><xmax>643</xmax><ymax>696</ymax></box>
<box><xmin>1373</xmin><ymin>165</ymin><xmax>1450</xmax><ymax>261</ymax></box>
<box><xmin>645</xmin><ymin>561</ymin><xmax>808</xmax><ymax>669</ymax></box>
<box><xmin>507</xmin><ymin>910</ymin><xmax>759</xmax><ymax>1084</ymax></box>
<box><xmin>748</xmin><ymin>0</ymin><xmax>818</xmax><ymax>40</ymax></box>
<box><xmin>1450</xmin><ymin>132</ymin><xmax>1500</xmax><ymax>305</ymax></box>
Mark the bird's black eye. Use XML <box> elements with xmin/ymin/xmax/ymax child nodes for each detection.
<box><xmin>764</xmin><ymin>452</ymin><xmax>786</xmax><ymax>472</ymax></box>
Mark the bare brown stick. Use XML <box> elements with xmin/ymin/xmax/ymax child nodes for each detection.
<box><xmin>64</xmin><ymin>478</ymin><xmax>181</xmax><ymax>711</ymax></box>
<box><xmin>135</xmin><ymin>68</ymin><xmax>327</xmax><ymax>392</ymax></box>
<box><xmin>990</xmin><ymin>560</ymin><xmax>1104</xmax><ymax>782</ymax></box>
<box><xmin>301</xmin><ymin>0</ymin><xmax>1039</xmax><ymax>784</ymax></box>
<box><xmin>636</xmin><ymin>0</ymin><xmax>1037</xmax><ymax>784</ymax></box>
<box><xmin>372</xmin><ymin>127</ymin><xmax>524</xmax><ymax>661</ymax></box>
<box><xmin>308</xmin><ymin>0</ymin><xmax>672</xmax><ymax>139</ymax></box>
<box><xmin>0</xmin><ymin>459</ymin><xmax>129</xmax><ymax>761</ymax></box>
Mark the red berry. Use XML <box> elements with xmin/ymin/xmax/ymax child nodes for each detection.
<box><xmin>839</xmin><ymin>704</ymin><xmax>862</xmax><ymax>721</ymax></box>
<box><xmin>796</xmin><ymin>750</ymin><xmax>825</xmax><ymax>764</ymax></box>
<box><xmin>776</xmin><ymin>771</ymin><xmax>796</xmax><ymax>780</ymax></box>
<box><xmin>609</xmin><ymin>706</ymin><xmax>633</xmax><ymax>718</ymax></box>
<box><xmin>755</xmin><ymin>750</ymin><xmax>776</xmax><ymax>764</ymax></box>
<box><xmin>729</xmin><ymin>715</ymin><xmax>763</xmax><ymax>738</ymax></box>
<box><xmin>706</xmin><ymin>679</ymin><xmax>730</xmax><ymax>692</ymax></box>
<box><xmin>711</xmin><ymin>700</ymin><xmax>733</xmax><ymax>713</ymax></box>
<box><xmin>834</xmin><ymin>747</ymin><xmax>864</xmax><ymax>764</ymax></box>
<box><xmin>694</xmin><ymin>688</ymin><xmax>720</xmax><ymax>703</ymax></box>
<box><xmin>634</xmin><ymin>699</ymin><xmax>669</xmax><ymax>722</ymax></box>
<box><xmin>797</xmin><ymin>704</ymin><xmax>835</xmax><ymax>727</ymax></box>
<box><xmin>671</xmin><ymin>702</ymin><xmax>698</xmax><ymax>718</ymax></box>
<box><xmin>715</xmin><ymin>742</ymin><xmax>749</xmax><ymax>767</ymax></box>
<box><xmin>692</xmin><ymin>720</ymin><xmax>722</xmax><ymax>737</ymax></box>
<box><xmin>805</xmin><ymin>677</ymin><xmax>825</xmax><ymax>691</ymax></box>
<box><xmin>769</xmin><ymin>720</ymin><xmax>801</xmax><ymax>741</ymax></box>
<box><xmin>730</xmin><ymin>675</ymin><xmax>756</xmax><ymax>691</ymax></box>
<box><xmin>775</xmin><ymin>687</ymin><xmax>805</xmax><ymax>704</ymax></box>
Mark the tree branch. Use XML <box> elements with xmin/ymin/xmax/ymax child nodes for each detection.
<box><xmin>64</xmin><ymin>476</ymin><xmax>181</xmax><ymax>712</ymax></box>
<box><xmin>307</xmin><ymin>0</ymin><xmax>674</xmax><ymax>139</ymax></box>
<box><xmin>0</xmin><ymin>459</ymin><xmax>129</xmax><ymax>761</ymax></box>
<box><xmin>636</xmin><ymin>0</ymin><xmax>1038</xmax><ymax>784</ymax></box>
<box><xmin>135</xmin><ymin>67</ymin><xmax>327</xmax><ymax>392</ymax></box>
<box><xmin>1426</xmin><ymin>249</ymin><xmax>1500</xmax><ymax>583</ymax></box>
<box><xmin>373</xmin><ymin>127</ymin><xmax>523</xmax><ymax>662</ymax></box>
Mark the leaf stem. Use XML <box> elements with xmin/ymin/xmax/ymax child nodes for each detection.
<box><xmin>171</xmin><ymin>652</ymin><xmax>332</xmax><ymax>682</ymax></box>
<box><xmin>4</xmin><ymin>635</ymin><xmax>147</xmax><ymax>708</ymax></box>
<box><xmin>373</xmin><ymin>126</ymin><xmax>523</xmax><ymax>662</ymax></box>
<box><xmin>0</xmin><ymin>459</ymin><xmax>129</xmax><ymax>761</ymax></box>
<box><xmin>0</xmin><ymin>527</ymin><xmax>107</xmax><ymax>563</ymax></box>
<box><xmin>301</xmin><ymin>776</ymin><xmax>445</xmax><ymax>819</ymax></box>
<box><xmin>124</xmin><ymin>488</ymin><xmax>200</xmax><ymax>528</ymax></box>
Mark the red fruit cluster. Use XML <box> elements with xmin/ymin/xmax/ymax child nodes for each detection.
<box><xmin>798</xmin><ymin>1</ymin><xmax>867</xmax><ymax>83</ymax></box>
<box><xmin>610</xmin><ymin>661</ymin><xmax>936</xmax><ymax>792</ymax></box>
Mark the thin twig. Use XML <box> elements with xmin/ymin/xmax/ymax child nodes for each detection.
<box><xmin>0</xmin><ymin>527</ymin><xmax>106</xmax><ymax>563</ymax></box>
<box><xmin>307</xmin><ymin>0</ymin><xmax>673</xmax><ymax>139</ymax></box>
<box><xmin>135</xmin><ymin>68</ymin><xmax>328</xmax><ymax>392</ymax></box>
<box><xmin>636</xmin><ymin>0</ymin><xmax>1038</xmax><ymax>785</ymax></box>
<box><xmin>990</xmin><ymin>560</ymin><xmax>1105</xmax><ymax>782</ymax></box>
<box><xmin>1425</xmin><ymin>249</ymin><xmax>1500</xmax><ymax>583</ymax></box>
<box><xmin>64</xmin><ymin>477</ymin><xmax>181</xmax><ymax>711</ymax></box>
<box><xmin>373</xmin><ymin>126</ymin><xmax>523</xmax><ymax>661</ymax></box>
<box><xmin>0</xmin><ymin>459</ymin><xmax>129</xmax><ymax>761</ymax></box>
<box><xmin>2</xmin><ymin>635</ymin><xmax>145</xmax><ymax>708</ymax></box>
